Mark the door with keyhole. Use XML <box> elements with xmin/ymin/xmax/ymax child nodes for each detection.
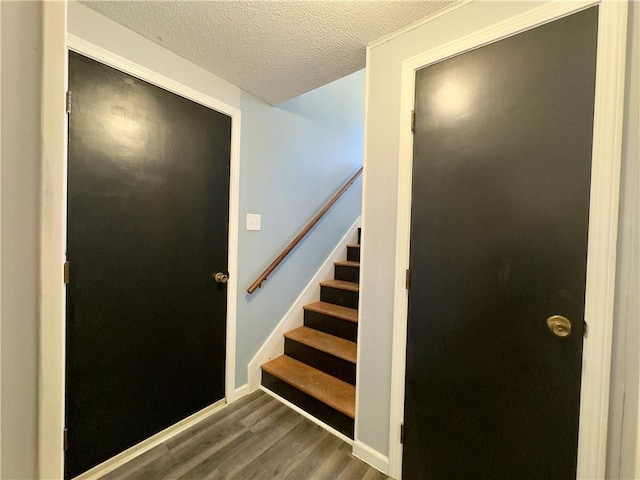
<box><xmin>403</xmin><ymin>7</ymin><xmax>598</xmax><ymax>479</ymax></box>
<box><xmin>65</xmin><ymin>52</ymin><xmax>231</xmax><ymax>479</ymax></box>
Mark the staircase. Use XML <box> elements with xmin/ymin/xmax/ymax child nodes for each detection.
<box><xmin>261</xmin><ymin>230</ymin><xmax>361</xmax><ymax>438</ymax></box>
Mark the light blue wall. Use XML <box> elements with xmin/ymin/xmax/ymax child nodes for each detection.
<box><xmin>235</xmin><ymin>70</ymin><xmax>365</xmax><ymax>387</ymax></box>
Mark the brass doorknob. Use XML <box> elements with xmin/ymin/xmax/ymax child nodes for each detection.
<box><xmin>213</xmin><ymin>272</ymin><xmax>229</xmax><ymax>284</ymax></box>
<box><xmin>547</xmin><ymin>315</ymin><xmax>572</xmax><ymax>338</ymax></box>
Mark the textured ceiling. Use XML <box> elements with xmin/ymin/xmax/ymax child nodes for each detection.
<box><xmin>80</xmin><ymin>1</ymin><xmax>455</xmax><ymax>105</ymax></box>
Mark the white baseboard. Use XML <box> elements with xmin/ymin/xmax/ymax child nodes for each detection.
<box><xmin>246</xmin><ymin>217</ymin><xmax>361</xmax><ymax>391</ymax></box>
<box><xmin>73</xmin><ymin>398</ymin><xmax>227</xmax><ymax>480</ymax></box>
<box><xmin>352</xmin><ymin>440</ymin><xmax>390</xmax><ymax>477</ymax></box>
<box><xmin>259</xmin><ymin>386</ymin><xmax>354</xmax><ymax>445</ymax></box>
<box><xmin>227</xmin><ymin>383</ymin><xmax>249</xmax><ymax>404</ymax></box>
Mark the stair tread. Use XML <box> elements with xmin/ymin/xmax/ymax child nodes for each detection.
<box><xmin>285</xmin><ymin>326</ymin><xmax>357</xmax><ymax>364</ymax></box>
<box><xmin>319</xmin><ymin>279</ymin><xmax>359</xmax><ymax>292</ymax></box>
<box><xmin>262</xmin><ymin>356</ymin><xmax>355</xmax><ymax>419</ymax></box>
<box><xmin>304</xmin><ymin>301</ymin><xmax>358</xmax><ymax>323</ymax></box>
<box><xmin>334</xmin><ymin>260</ymin><xmax>360</xmax><ymax>268</ymax></box>
<box><xmin>346</xmin><ymin>244</ymin><xmax>360</xmax><ymax>248</ymax></box>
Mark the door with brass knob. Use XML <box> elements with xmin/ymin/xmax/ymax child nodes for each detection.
<box><xmin>65</xmin><ymin>52</ymin><xmax>232</xmax><ymax>479</ymax></box>
<box><xmin>547</xmin><ymin>315</ymin><xmax>572</xmax><ymax>338</ymax></box>
<box><xmin>403</xmin><ymin>8</ymin><xmax>596</xmax><ymax>480</ymax></box>
<box><xmin>213</xmin><ymin>272</ymin><xmax>229</xmax><ymax>284</ymax></box>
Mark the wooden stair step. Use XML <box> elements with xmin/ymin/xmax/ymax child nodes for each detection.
<box><xmin>346</xmin><ymin>244</ymin><xmax>361</xmax><ymax>262</ymax></box>
<box><xmin>346</xmin><ymin>244</ymin><xmax>360</xmax><ymax>249</ymax></box>
<box><xmin>285</xmin><ymin>326</ymin><xmax>356</xmax><ymax>364</ymax></box>
<box><xmin>334</xmin><ymin>260</ymin><xmax>359</xmax><ymax>268</ymax></box>
<box><xmin>261</xmin><ymin>356</ymin><xmax>355</xmax><ymax>419</ymax></box>
<box><xmin>334</xmin><ymin>260</ymin><xmax>360</xmax><ymax>283</ymax></box>
<box><xmin>304</xmin><ymin>301</ymin><xmax>357</xmax><ymax>324</ymax></box>
<box><xmin>303</xmin><ymin>302</ymin><xmax>358</xmax><ymax>342</ymax></box>
<box><xmin>320</xmin><ymin>280</ymin><xmax>359</xmax><ymax>309</ymax></box>
<box><xmin>319</xmin><ymin>279</ymin><xmax>359</xmax><ymax>292</ymax></box>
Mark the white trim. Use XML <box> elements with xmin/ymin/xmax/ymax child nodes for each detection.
<box><xmin>368</xmin><ymin>1</ymin><xmax>471</xmax><ymax>49</ymax></box>
<box><xmin>0</xmin><ymin>2</ymin><xmax>3</xmax><ymax>474</ymax></box>
<box><xmin>637</xmin><ymin>389</ymin><xmax>640</xmax><ymax>480</ymax></box>
<box><xmin>73</xmin><ymin>398</ymin><xmax>226</xmax><ymax>480</ymax></box>
<box><xmin>578</xmin><ymin>2</ymin><xmax>628</xmax><ymax>476</ymax></box>
<box><xmin>352</xmin><ymin>441</ymin><xmax>389</xmax><ymax>476</ymax></box>
<box><xmin>636</xmin><ymin>143</ymin><xmax>640</xmax><ymax>480</ymax></box>
<box><xmin>39</xmin><ymin>2</ymin><xmax>68</xmax><ymax>478</ymax></box>
<box><xmin>628</xmin><ymin>6</ymin><xmax>640</xmax><ymax>477</ymax></box>
<box><xmin>231</xmin><ymin>383</ymin><xmax>249</xmax><ymax>404</ymax></box>
<box><xmin>259</xmin><ymin>386</ymin><xmax>354</xmax><ymax>446</ymax></box>
<box><xmin>40</xmin><ymin>32</ymin><xmax>242</xmax><ymax>477</ymax></box>
<box><xmin>225</xmin><ymin>93</ymin><xmax>242</xmax><ymax>405</ymax></box>
<box><xmin>353</xmin><ymin>45</ymin><xmax>371</xmax><ymax>446</ymax></box>
<box><xmin>246</xmin><ymin>217</ymin><xmax>361</xmax><ymax>392</ymax></box>
<box><xmin>388</xmin><ymin>2</ymin><xmax>628</xmax><ymax>479</ymax></box>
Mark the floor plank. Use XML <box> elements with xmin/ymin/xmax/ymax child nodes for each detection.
<box><xmin>228</xmin><ymin>419</ymin><xmax>324</xmax><ymax>480</ymax></box>
<box><xmin>310</xmin><ymin>449</ymin><xmax>352</xmax><ymax>479</ymax></box>
<box><xmin>101</xmin><ymin>444</ymin><xmax>170</xmax><ymax>480</ymax></box>
<box><xmin>284</xmin><ymin>434</ymin><xmax>343</xmax><ymax>480</ymax></box>
<box><xmin>165</xmin><ymin>390</ymin><xmax>268</xmax><ymax>452</ymax></box>
<box><xmin>96</xmin><ymin>391</ymin><xmax>389</xmax><ymax>480</ymax></box>
<box><xmin>337</xmin><ymin>457</ymin><xmax>372</xmax><ymax>480</ymax></box>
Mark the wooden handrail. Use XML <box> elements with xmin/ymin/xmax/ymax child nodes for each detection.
<box><xmin>247</xmin><ymin>166</ymin><xmax>363</xmax><ymax>294</ymax></box>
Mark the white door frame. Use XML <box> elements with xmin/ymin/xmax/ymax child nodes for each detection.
<box><xmin>388</xmin><ymin>1</ymin><xmax>628</xmax><ymax>479</ymax></box>
<box><xmin>38</xmin><ymin>28</ymin><xmax>242</xmax><ymax>478</ymax></box>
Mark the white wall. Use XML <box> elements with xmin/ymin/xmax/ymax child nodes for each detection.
<box><xmin>235</xmin><ymin>73</ymin><xmax>364</xmax><ymax>387</ymax></box>
<box><xmin>0</xmin><ymin>1</ymin><xmax>42</xmax><ymax>477</ymax></box>
<box><xmin>359</xmin><ymin>1</ymin><xmax>549</xmax><ymax>457</ymax></box>
<box><xmin>606</xmin><ymin>1</ymin><xmax>640</xmax><ymax>478</ymax></box>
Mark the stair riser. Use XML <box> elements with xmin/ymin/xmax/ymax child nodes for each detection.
<box><xmin>334</xmin><ymin>265</ymin><xmax>359</xmax><ymax>283</ymax></box>
<box><xmin>346</xmin><ymin>246</ymin><xmax>360</xmax><ymax>262</ymax></box>
<box><xmin>303</xmin><ymin>310</ymin><xmax>357</xmax><ymax>342</ymax></box>
<box><xmin>320</xmin><ymin>286</ymin><xmax>359</xmax><ymax>310</ymax></box>
<box><xmin>262</xmin><ymin>371</ymin><xmax>354</xmax><ymax>438</ymax></box>
<box><xmin>284</xmin><ymin>339</ymin><xmax>356</xmax><ymax>385</ymax></box>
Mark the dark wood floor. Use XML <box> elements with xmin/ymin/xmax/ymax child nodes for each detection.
<box><xmin>98</xmin><ymin>390</ymin><xmax>390</xmax><ymax>480</ymax></box>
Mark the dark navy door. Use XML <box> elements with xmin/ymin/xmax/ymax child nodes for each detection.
<box><xmin>403</xmin><ymin>7</ymin><xmax>598</xmax><ymax>479</ymax></box>
<box><xmin>65</xmin><ymin>52</ymin><xmax>231</xmax><ymax>478</ymax></box>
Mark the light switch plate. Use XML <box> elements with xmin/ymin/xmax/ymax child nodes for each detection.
<box><xmin>246</xmin><ymin>213</ymin><xmax>261</xmax><ymax>231</ymax></box>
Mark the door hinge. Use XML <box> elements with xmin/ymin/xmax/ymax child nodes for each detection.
<box><xmin>411</xmin><ymin>110</ymin><xmax>416</xmax><ymax>133</ymax></box>
<box><xmin>406</xmin><ymin>269</ymin><xmax>411</xmax><ymax>289</ymax></box>
<box><xmin>64</xmin><ymin>261</ymin><xmax>70</xmax><ymax>284</ymax></box>
<box><xmin>400</xmin><ymin>424</ymin><xmax>405</xmax><ymax>444</ymax></box>
<box><xmin>66</xmin><ymin>90</ymin><xmax>72</xmax><ymax>114</ymax></box>
<box><xmin>64</xmin><ymin>428</ymin><xmax>69</xmax><ymax>451</ymax></box>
